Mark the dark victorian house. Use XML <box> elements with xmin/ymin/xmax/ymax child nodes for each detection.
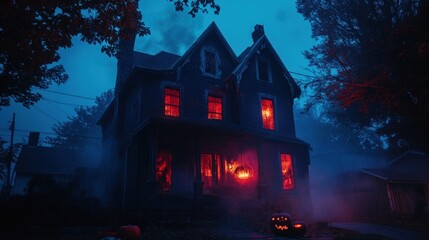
<box><xmin>98</xmin><ymin>23</ymin><xmax>312</xmax><ymax>219</ymax></box>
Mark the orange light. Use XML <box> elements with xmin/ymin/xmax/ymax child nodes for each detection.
<box><xmin>293</xmin><ymin>223</ymin><xmax>303</xmax><ymax>228</ymax></box>
<box><xmin>280</xmin><ymin>154</ymin><xmax>294</xmax><ymax>190</ymax></box>
<box><xmin>274</xmin><ymin>225</ymin><xmax>289</xmax><ymax>230</ymax></box>
<box><xmin>261</xmin><ymin>98</ymin><xmax>274</xmax><ymax>129</ymax></box>
<box><xmin>234</xmin><ymin>165</ymin><xmax>252</xmax><ymax>180</ymax></box>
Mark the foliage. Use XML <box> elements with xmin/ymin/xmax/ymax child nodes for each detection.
<box><xmin>297</xmin><ymin>0</ymin><xmax>429</xmax><ymax>154</ymax></box>
<box><xmin>0</xmin><ymin>0</ymin><xmax>219</xmax><ymax>108</ymax></box>
<box><xmin>45</xmin><ymin>89</ymin><xmax>114</xmax><ymax>149</ymax></box>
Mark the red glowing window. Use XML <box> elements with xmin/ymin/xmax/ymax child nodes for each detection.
<box><xmin>261</xmin><ymin>98</ymin><xmax>275</xmax><ymax>130</ymax></box>
<box><xmin>208</xmin><ymin>96</ymin><xmax>222</xmax><ymax>120</ymax></box>
<box><xmin>201</xmin><ymin>153</ymin><xmax>221</xmax><ymax>189</ymax></box>
<box><xmin>280</xmin><ymin>154</ymin><xmax>294</xmax><ymax>190</ymax></box>
<box><xmin>164</xmin><ymin>88</ymin><xmax>180</xmax><ymax>117</ymax></box>
<box><xmin>156</xmin><ymin>150</ymin><xmax>172</xmax><ymax>191</ymax></box>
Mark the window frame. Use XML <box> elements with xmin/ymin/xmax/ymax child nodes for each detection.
<box><xmin>207</xmin><ymin>95</ymin><xmax>223</xmax><ymax>120</ymax></box>
<box><xmin>256</xmin><ymin>57</ymin><xmax>272</xmax><ymax>82</ymax></box>
<box><xmin>164</xmin><ymin>87</ymin><xmax>180</xmax><ymax>117</ymax></box>
<box><xmin>200</xmin><ymin>46</ymin><xmax>221</xmax><ymax>79</ymax></box>
<box><xmin>260</xmin><ymin>97</ymin><xmax>276</xmax><ymax>130</ymax></box>
<box><xmin>280</xmin><ymin>153</ymin><xmax>295</xmax><ymax>191</ymax></box>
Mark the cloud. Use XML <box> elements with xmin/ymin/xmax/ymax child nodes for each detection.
<box><xmin>137</xmin><ymin>4</ymin><xmax>204</xmax><ymax>55</ymax></box>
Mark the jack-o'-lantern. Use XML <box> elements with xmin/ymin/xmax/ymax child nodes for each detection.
<box><xmin>292</xmin><ymin>221</ymin><xmax>307</xmax><ymax>236</ymax></box>
<box><xmin>270</xmin><ymin>213</ymin><xmax>293</xmax><ymax>236</ymax></box>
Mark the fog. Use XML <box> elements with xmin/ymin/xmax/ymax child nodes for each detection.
<box><xmin>294</xmin><ymin>111</ymin><xmax>387</xmax><ymax>221</ymax></box>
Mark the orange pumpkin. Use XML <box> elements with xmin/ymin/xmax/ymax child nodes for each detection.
<box><xmin>118</xmin><ymin>225</ymin><xmax>141</xmax><ymax>240</ymax></box>
<box><xmin>270</xmin><ymin>213</ymin><xmax>293</xmax><ymax>236</ymax></box>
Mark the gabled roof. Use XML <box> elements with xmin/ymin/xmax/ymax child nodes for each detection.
<box><xmin>171</xmin><ymin>22</ymin><xmax>238</xmax><ymax>69</ymax></box>
<box><xmin>133</xmin><ymin>51</ymin><xmax>180</xmax><ymax>70</ymax></box>
<box><xmin>386</xmin><ymin>151</ymin><xmax>428</xmax><ymax>166</ymax></box>
<box><xmin>15</xmin><ymin>145</ymin><xmax>97</xmax><ymax>175</ymax></box>
<box><xmin>233</xmin><ymin>35</ymin><xmax>301</xmax><ymax>99</ymax></box>
<box><xmin>360</xmin><ymin>168</ymin><xmax>427</xmax><ymax>183</ymax></box>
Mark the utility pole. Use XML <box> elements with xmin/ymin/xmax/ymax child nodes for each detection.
<box><xmin>4</xmin><ymin>113</ymin><xmax>15</xmax><ymax>197</ymax></box>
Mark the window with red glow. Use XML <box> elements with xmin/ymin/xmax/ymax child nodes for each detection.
<box><xmin>164</xmin><ymin>88</ymin><xmax>180</xmax><ymax>117</ymax></box>
<box><xmin>201</xmin><ymin>153</ymin><xmax>221</xmax><ymax>189</ymax></box>
<box><xmin>280</xmin><ymin>154</ymin><xmax>294</xmax><ymax>190</ymax></box>
<box><xmin>156</xmin><ymin>150</ymin><xmax>172</xmax><ymax>191</ymax></box>
<box><xmin>208</xmin><ymin>96</ymin><xmax>222</xmax><ymax>120</ymax></box>
<box><xmin>261</xmin><ymin>98</ymin><xmax>275</xmax><ymax>129</ymax></box>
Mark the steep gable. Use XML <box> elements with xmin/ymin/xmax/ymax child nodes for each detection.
<box><xmin>233</xmin><ymin>35</ymin><xmax>301</xmax><ymax>99</ymax></box>
<box><xmin>171</xmin><ymin>22</ymin><xmax>238</xmax><ymax>71</ymax></box>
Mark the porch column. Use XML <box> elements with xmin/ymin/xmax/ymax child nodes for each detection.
<box><xmin>193</xmin><ymin>135</ymin><xmax>203</xmax><ymax>197</ymax></box>
<box><xmin>147</xmin><ymin>129</ymin><xmax>158</xmax><ymax>198</ymax></box>
<box><xmin>257</xmin><ymin>138</ymin><xmax>266</xmax><ymax>199</ymax></box>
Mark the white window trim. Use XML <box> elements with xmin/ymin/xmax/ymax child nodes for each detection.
<box><xmin>200</xmin><ymin>46</ymin><xmax>222</xmax><ymax>79</ymax></box>
<box><xmin>256</xmin><ymin>57</ymin><xmax>272</xmax><ymax>82</ymax></box>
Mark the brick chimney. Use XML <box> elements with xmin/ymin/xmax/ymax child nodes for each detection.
<box><xmin>252</xmin><ymin>24</ymin><xmax>265</xmax><ymax>42</ymax></box>
<box><xmin>28</xmin><ymin>132</ymin><xmax>40</xmax><ymax>146</ymax></box>
<box><xmin>115</xmin><ymin>33</ymin><xmax>137</xmax><ymax>95</ymax></box>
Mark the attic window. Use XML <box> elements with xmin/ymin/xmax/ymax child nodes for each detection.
<box><xmin>208</xmin><ymin>96</ymin><xmax>222</xmax><ymax>120</ymax></box>
<box><xmin>280</xmin><ymin>153</ymin><xmax>294</xmax><ymax>190</ymax></box>
<box><xmin>257</xmin><ymin>57</ymin><xmax>270</xmax><ymax>82</ymax></box>
<box><xmin>205</xmin><ymin>50</ymin><xmax>216</xmax><ymax>74</ymax></box>
<box><xmin>164</xmin><ymin>87</ymin><xmax>180</xmax><ymax>117</ymax></box>
<box><xmin>261</xmin><ymin>98</ymin><xmax>275</xmax><ymax>130</ymax></box>
<box><xmin>200</xmin><ymin>47</ymin><xmax>221</xmax><ymax>78</ymax></box>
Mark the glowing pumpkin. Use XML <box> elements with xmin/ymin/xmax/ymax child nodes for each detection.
<box><xmin>118</xmin><ymin>225</ymin><xmax>141</xmax><ymax>240</ymax></box>
<box><xmin>270</xmin><ymin>213</ymin><xmax>293</xmax><ymax>236</ymax></box>
<box><xmin>292</xmin><ymin>221</ymin><xmax>307</xmax><ymax>236</ymax></box>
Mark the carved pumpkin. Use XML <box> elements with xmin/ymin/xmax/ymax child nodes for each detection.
<box><xmin>270</xmin><ymin>213</ymin><xmax>293</xmax><ymax>236</ymax></box>
<box><xmin>118</xmin><ymin>225</ymin><xmax>142</xmax><ymax>240</ymax></box>
<box><xmin>292</xmin><ymin>221</ymin><xmax>307</xmax><ymax>236</ymax></box>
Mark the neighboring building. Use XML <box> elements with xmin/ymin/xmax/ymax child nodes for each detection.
<box><xmin>338</xmin><ymin>151</ymin><xmax>429</xmax><ymax>220</ymax></box>
<box><xmin>13</xmin><ymin>135</ymin><xmax>98</xmax><ymax>195</ymax></box>
<box><xmin>98</xmin><ymin>23</ymin><xmax>312</xmax><ymax>219</ymax></box>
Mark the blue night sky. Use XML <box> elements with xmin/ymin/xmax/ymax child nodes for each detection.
<box><xmin>0</xmin><ymin>0</ymin><xmax>315</xmax><ymax>144</ymax></box>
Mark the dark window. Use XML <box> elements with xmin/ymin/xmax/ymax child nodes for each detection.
<box><xmin>164</xmin><ymin>88</ymin><xmax>180</xmax><ymax>117</ymax></box>
<box><xmin>205</xmin><ymin>50</ymin><xmax>216</xmax><ymax>74</ymax></box>
<box><xmin>261</xmin><ymin>98</ymin><xmax>275</xmax><ymax>130</ymax></box>
<box><xmin>280</xmin><ymin>154</ymin><xmax>294</xmax><ymax>190</ymax></box>
<box><xmin>208</xmin><ymin>96</ymin><xmax>222</xmax><ymax>120</ymax></box>
<box><xmin>258</xmin><ymin>58</ymin><xmax>269</xmax><ymax>81</ymax></box>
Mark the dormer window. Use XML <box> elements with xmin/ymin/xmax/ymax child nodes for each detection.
<box><xmin>257</xmin><ymin>57</ymin><xmax>271</xmax><ymax>82</ymax></box>
<box><xmin>200</xmin><ymin>46</ymin><xmax>221</xmax><ymax>78</ymax></box>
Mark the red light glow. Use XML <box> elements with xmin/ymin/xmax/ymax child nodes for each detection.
<box><xmin>280</xmin><ymin>154</ymin><xmax>294</xmax><ymax>190</ymax></box>
<box><xmin>164</xmin><ymin>88</ymin><xmax>180</xmax><ymax>117</ymax></box>
<box><xmin>261</xmin><ymin>98</ymin><xmax>274</xmax><ymax>129</ymax></box>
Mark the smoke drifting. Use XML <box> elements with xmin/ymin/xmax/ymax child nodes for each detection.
<box><xmin>294</xmin><ymin>112</ymin><xmax>387</xmax><ymax>221</ymax></box>
<box><xmin>138</xmin><ymin>4</ymin><xmax>204</xmax><ymax>55</ymax></box>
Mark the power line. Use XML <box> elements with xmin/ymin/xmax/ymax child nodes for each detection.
<box><xmin>33</xmin><ymin>105</ymin><xmax>61</xmax><ymax>123</ymax></box>
<box><xmin>37</xmin><ymin>89</ymin><xmax>96</xmax><ymax>100</ymax></box>
<box><xmin>42</xmin><ymin>97</ymin><xmax>91</xmax><ymax>107</ymax></box>
<box><xmin>0</xmin><ymin>128</ymin><xmax>101</xmax><ymax>140</ymax></box>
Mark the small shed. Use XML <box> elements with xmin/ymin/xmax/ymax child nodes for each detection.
<box><xmin>13</xmin><ymin>145</ymin><xmax>98</xmax><ymax>195</ymax></box>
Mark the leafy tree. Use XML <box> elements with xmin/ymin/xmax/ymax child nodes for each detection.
<box><xmin>46</xmin><ymin>89</ymin><xmax>114</xmax><ymax>149</ymax></box>
<box><xmin>297</xmin><ymin>0</ymin><xmax>429</xmax><ymax>154</ymax></box>
<box><xmin>0</xmin><ymin>0</ymin><xmax>219</xmax><ymax>108</ymax></box>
